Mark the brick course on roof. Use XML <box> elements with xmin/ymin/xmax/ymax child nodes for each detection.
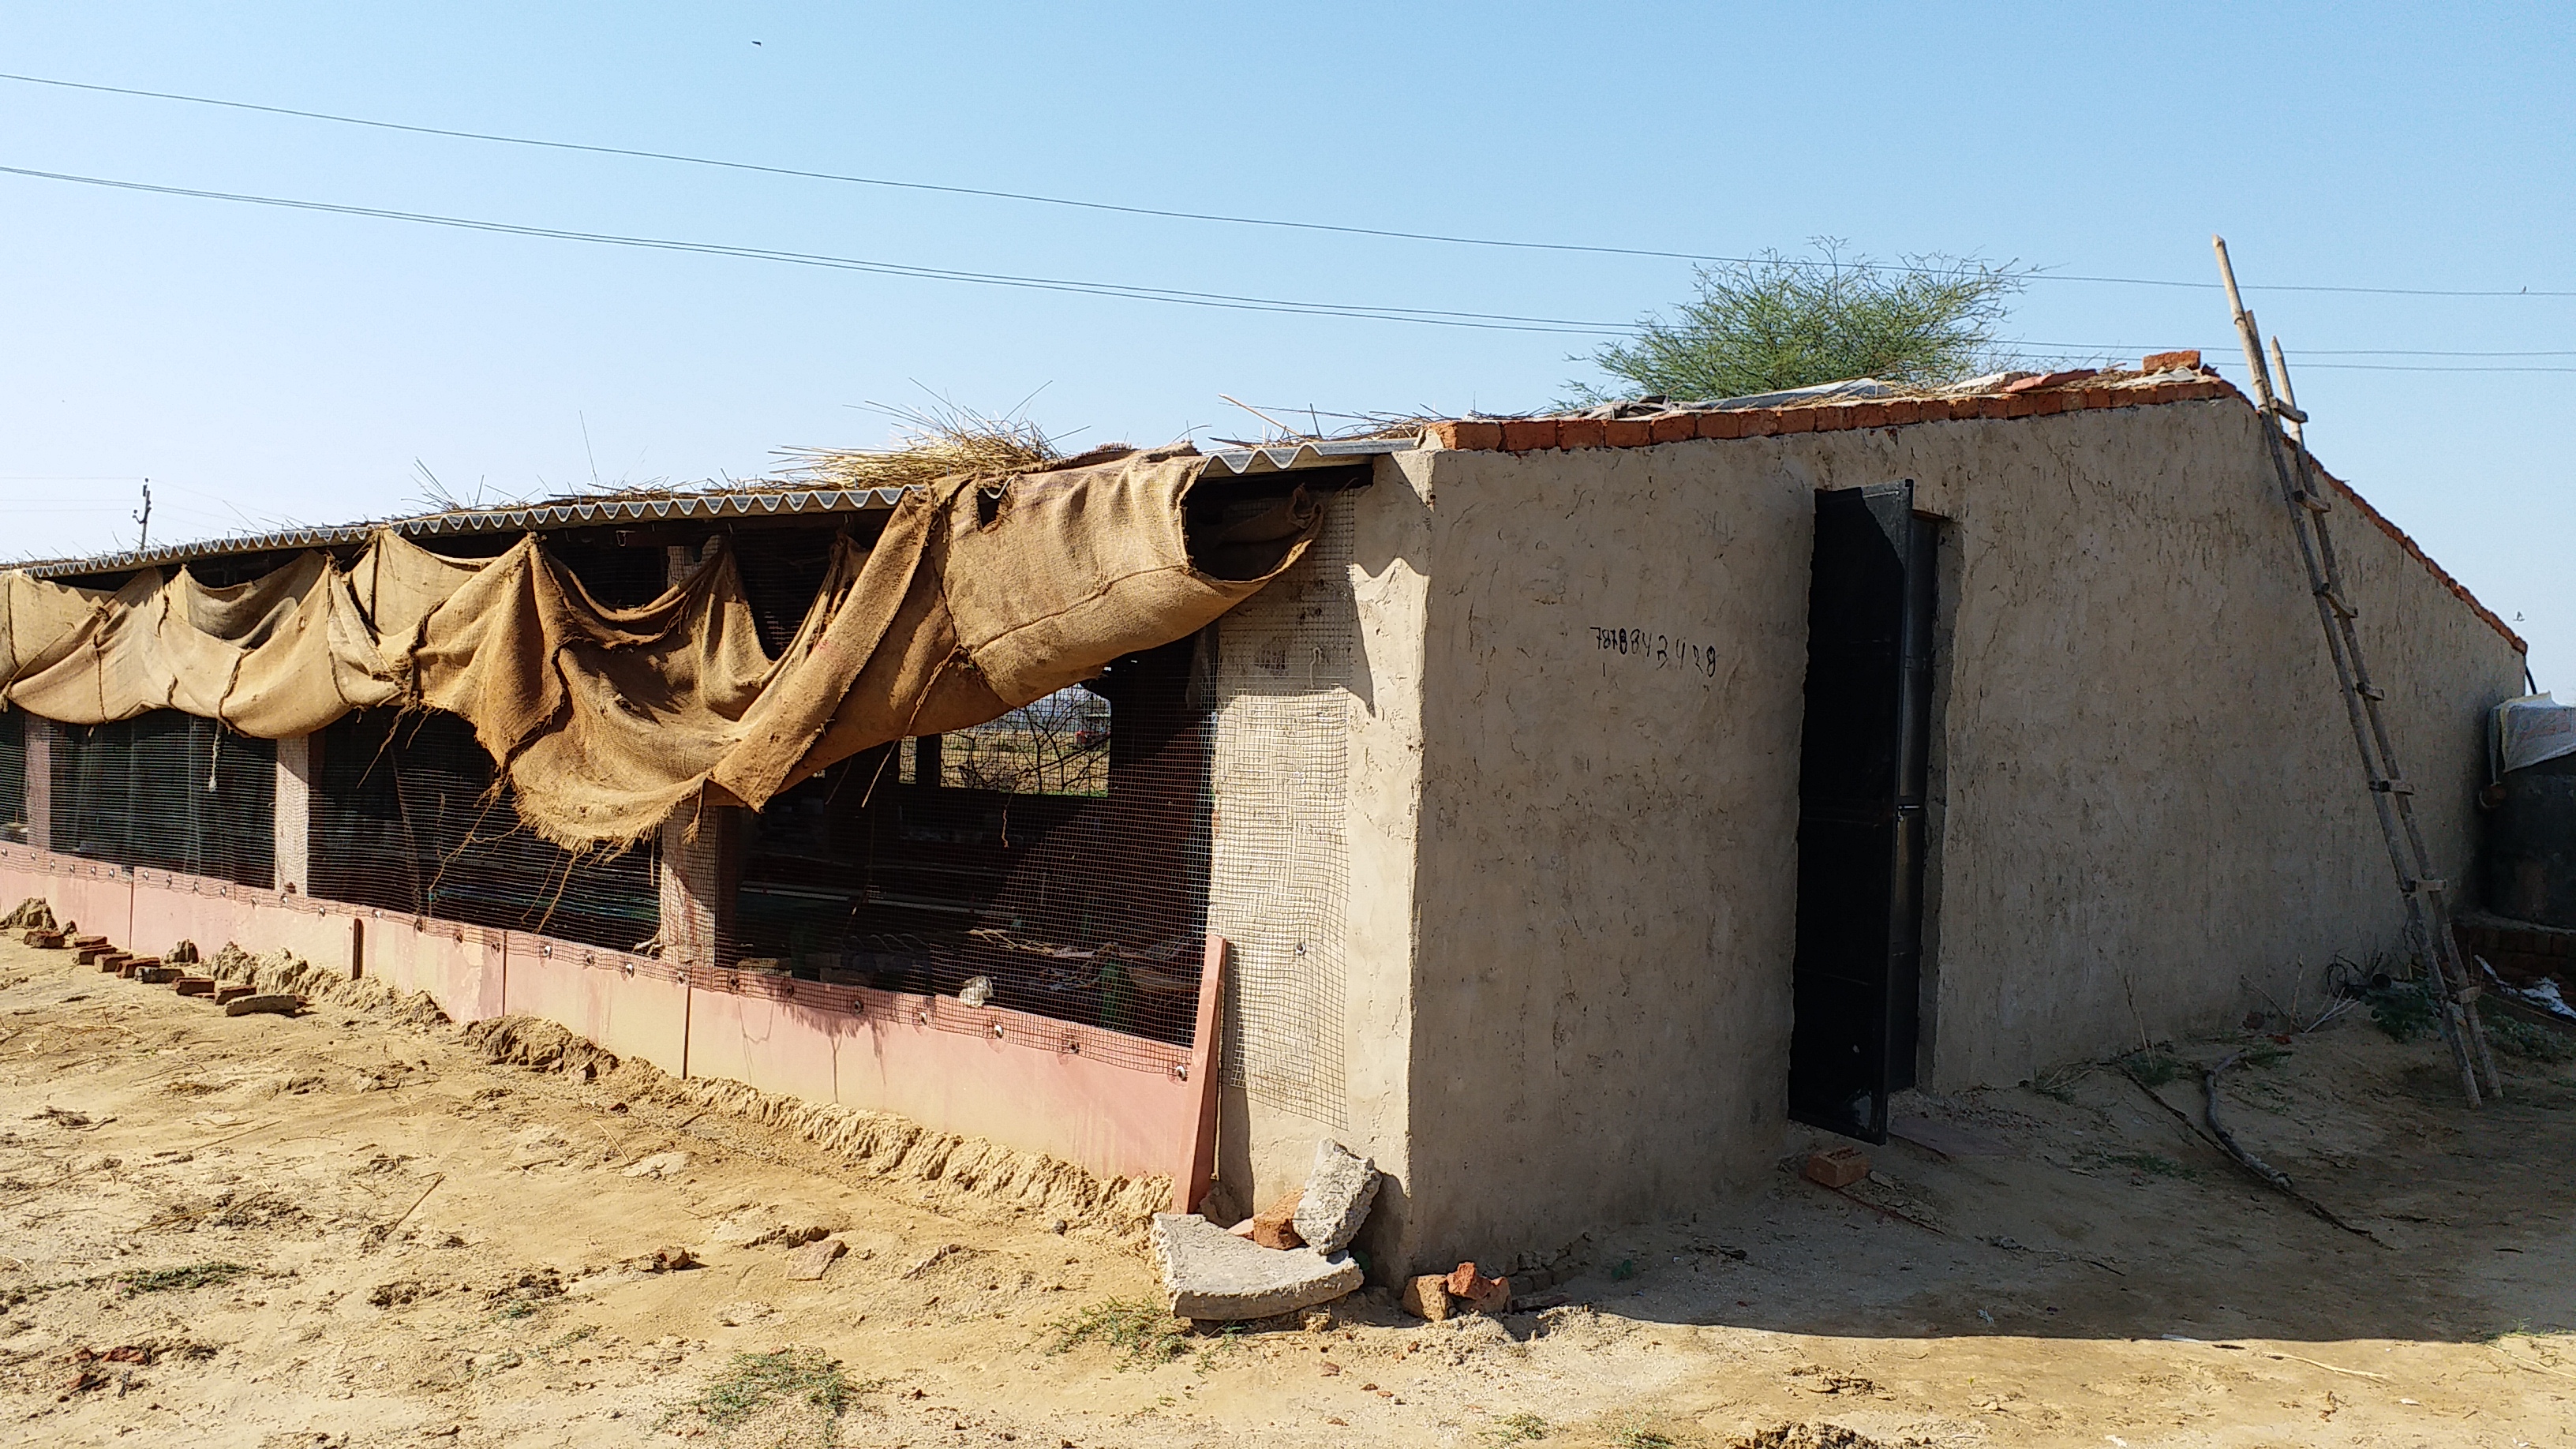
<box><xmin>1418</xmin><ymin>371</ymin><xmax>2525</xmax><ymax>657</ymax></box>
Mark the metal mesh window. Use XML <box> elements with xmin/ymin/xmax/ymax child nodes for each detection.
<box><xmin>311</xmin><ymin>710</ymin><xmax>657</xmax><ymax>953</ymax></box>
<box><xmin>51</xmin><ymin>714</ymin><xmax>275</xmax><ymax>888</ymax></box>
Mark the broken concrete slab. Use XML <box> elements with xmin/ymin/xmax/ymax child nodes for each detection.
<box><xmin>223</xmin><ymin>994</ymin><xmax>301</xmax><ymax>1017</ymax></box>
<box><xmin>1151</xmin><ymin>1213</ymin><xmax>1361</xmax><ymax>1322</ymax></box>
<box><xmin>783</xmin><ymin>1237</ymin><xmax>848</xmax><ymax>1282</ymax></box>
<box><xmin>1290</xmin><ymin>1140</ymin><xmax>1379</xmax><ymax>1253</ymax></box>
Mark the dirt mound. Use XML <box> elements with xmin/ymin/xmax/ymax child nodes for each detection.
<box><xmin>2</xmin><ymin>898</ymin><xmax>55</xmax><ymax>930</ymax></box>
<box><xmin>202</xmin><ymin>943</ymin><xmax>450</xmax><ymax>1028</ymax></box>
<box><xmin>1733</xmin><ymin>1426</ymin><xmax>1919</xmax><ymax>1449</ymax></box>
<box><xmin>460</xmin><ymin>1010</ymin><xmax>1167</xmax><ymax>1235</ymax></box>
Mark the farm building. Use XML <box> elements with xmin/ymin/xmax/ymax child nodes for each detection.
<box><xmin>0</xmin><ymin>360</ymin><xmax>2529</xmax><ymax>1279</ymax></box>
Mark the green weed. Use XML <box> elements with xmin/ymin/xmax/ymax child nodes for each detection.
<box><xmin>1485</xmin><ymin>1411</ymin><xmax>1551</xmax><ymax>1443</ymax></box>
<box><xmin>683</xmin><ymin>1348</ymin><xmax>870</xmax><ymax>1436</ymax></box>
<box><xmin>2031</xmin><ymin>1061</ymin><xmax>2095</xmax><ymax>1103</ymax></box>
<box><xmin>114</xmin><ymin>1262</ymin><xmax>247</xmax><ymax>1294</ymax></box>
<box><xmin>1610</xmin><ymin>1425</ymin><xmax>1679</xmax><ymax>1448</ymax></box>
<box><xmin>2367</xmin><ymin>979</ymin><xmax>2439</xmax><ymax>1042</ymax></box>
<box><xmin>2089</xmin><ymin>1151</ymin><xmax>2196</xmax><ymax>1180</ymax></box>
<box><xmin>1046</xmin><ymin>1299</ymin><xmax>1192</xmax><ymax>1368</ymax></box>
<box><xmin>2119</xmin><ymin>1049</ymin><xmax>2188</xmax><ymax>1088</ymax></box>
<box><xmin>2486</xmin><ymin>1013</ymin><xmax>2576</xmax><ymax>1064</ymax></box>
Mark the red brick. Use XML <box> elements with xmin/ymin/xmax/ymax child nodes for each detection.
<box><xmin>2029</xmin><ymin>391</ymin><xmax>2069</xmax><ymax>415</ymax></box>
<box><xmin>1698</xmin><ymin>410</ymin><xmax>1746</xmax><ymax>440</ymax></box>
<box><xmin>1852</xmin><ymin>402</ymin><xmax>1892</xmax><ymax>428</ymax></box>
<box><xmin>2141</xmin><ymin>349</ymin><xmax>2202</xmax><ymax>373</ymax></box>
<box><xmin>1738</xmin><ymin>410</ymin><xmax>1781</xmax><ymax>437</ymax></box>
<box><xmin>1500</xmin><ymin>418</ymin><xmax>1558</xmax><ymax>452</ymax></box>
<box><xmin>1401</xmin><ymin>1275</ymin><xmax>1454</xmax><ymax>1322</ymax></box>
<box><xmin>214</xmin><ymin>984</ymin><xmax>256</xmax><ymax>1005</ymax></box>
<box><xmin>2006</xmin><ymin>368</ymin><xmax>2099</xmax><ymax>394</ymax></box>
<box><xmin>1881</xmin><ymin>399</ymin><xmax>1926</xmax><ymax>425</ymax></box>
<box><xmin>2077</xmin><ymin>386</ymin><xmax>2115</xmax><ymax>411</ymax></box>
<box><xmin>1424</xmin><ymin>420</ymin><xmax>1503</xmax><ymax>451</ymax></box>
<box><xmin>1602</xmin><ymin>417</ymin><xmax>1653</xmax><ymax>447</ymax></box>
<box><xmin>1773</xmin><ymin>408</ymin><xmax>1818</xmax><ymax>434</ymax></box>
<box><xmin>2001</xmin><ymin>392</ymin><xmax>2041</xmax><ymax>418</ymax></box>
<box><xmin>1804</xmin><ymin>1147</ymin><xmax>1870</xmax><ymax>1189</ymax></box>
<box><xmin>1810</xmin><ymin>405</ymin><xmax>1859</xmax><ymax>432</ymax></box>
<box><xmin>1556</xmin><ymin>417</ymin><xmax>1608</xmax><ymax>449</ymax></box>
<box><xmin>1441</xmin><ymin>1262</ymin><xmax>1511</xmax><ymax>1315</ymax></box>
<box><xmin>1647</xmin><ymin>412</ymin><xmax>1698</xmax><ymax>444</ymax></box>
<box><xmin>1248</xmin><ymin>1189</ymin><xmax>1305</xmax><ymax>1250</ymax></box>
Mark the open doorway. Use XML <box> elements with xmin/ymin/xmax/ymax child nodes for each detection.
<box><xmin>1788</xmin><ymin>480</ymin><xmax>1937</xmax><ymax>1144</ymax></box>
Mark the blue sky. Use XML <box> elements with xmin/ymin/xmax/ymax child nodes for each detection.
<box><xmin>2</xmin><ymin>3</ymin><xmax>2569</xmax><ymax>680</ymax></box>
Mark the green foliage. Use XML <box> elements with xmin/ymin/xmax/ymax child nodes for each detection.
<box><xmin>2119</xmin><ymin>1049</ymin><xmax>2188</xmax><ymax>1088</ymax></box>
<box><xmin>114</xmin><ymin>1262</ymin><xmax>247</xmax><ymax>1294</ymax></box>
<box><xmin>2368</xmin><ymin>979</ymin><xmax>2440</xmax><ymax>1042</ymax></box>
<box><xmin>1570</xmin><ymin>240</ymin><xmax>2027</xmax><ymax>403</ymax></box>
<box><xmin>2487</xmin><ymin>1011</ymin><xmax>2576</xmax><ymax>1063</ymax></box>
<box><xmin>2088</xmin><ymin>1150</ymin><xmax>2196</xmax><ymax>1180</ymax></box>
<box><xmin>1046</xmin><ymin>1298</ymin><xmax>1193</xmax><ymax>1368</ymax></box>
<box><xmin>684</xmin><ymin>1348</ymin><xmax>867</xmax><ymax>1435</ymax></box>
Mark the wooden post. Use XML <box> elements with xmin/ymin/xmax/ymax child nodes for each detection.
<box><xmin>274</xmin><ymin>732</ymin><xmax>316</xmax><ymax>894</ymax></box>
<box><xmin>1174</xmin><ymin>933</ymin><xmax>1227</xmax><ymax>1215</ymax></box>
<box><xmin>22</xmin><ymin>717</ymin><xmax>51</xmax><ymax>852</ymax></box>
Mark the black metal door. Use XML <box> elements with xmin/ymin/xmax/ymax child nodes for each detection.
<box><xmin>1788</xmin><ymin>481</ymin><xmax>1934</xmax><ymax>1144</ymax></box>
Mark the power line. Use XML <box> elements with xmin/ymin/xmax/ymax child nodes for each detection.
<box><xmin>5</xmin><ymin>162</ymin><xmax>2567</xmax><ymax>372</ymax></box>
<box><xmin>0</xmin><ymin>163</ymin><xmax>1630</xmax><ymax>335</ymax></box>
<box><xmin>6</xmin><ymin>69</ymin><xmax>2570</xmax><ymax>300</ymax></box>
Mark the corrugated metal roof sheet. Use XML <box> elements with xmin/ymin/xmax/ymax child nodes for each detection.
<box><xmin>13</xmin><ymin>442</ymin><xmax>1403</xmax><ymax>579</ymax></box>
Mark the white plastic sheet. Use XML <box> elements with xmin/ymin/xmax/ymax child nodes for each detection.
<box><xmin>2496</xmin><ymin>693</ymin><xmax>2576</xmax><ymax>776</ymax></box>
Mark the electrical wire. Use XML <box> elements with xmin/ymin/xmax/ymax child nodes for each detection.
<box><xmin>5</xmin><ymin>69</ymin><xmax>2570</xmax><ymax>300</ymax></box>
<box><xmin>0</xmin><ymin>162</ymin><xmax>1629</xmax><ymax>335</ymax></box>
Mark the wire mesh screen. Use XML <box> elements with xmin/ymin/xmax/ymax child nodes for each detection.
<box><xmin>1206</xmin><ymin>496</ymin><xmax>1356</xmax><ymax>1129</ymax></box>
<box><xmin>699</xmin><ymin>633</ymin><xmax>1214</xmax><ymax>1055</ymax></box>
<box><xmin>310</xmin><ymin>710</ymin><xmax>657</xmax><ymax>953</ymax></box>
<box><xmin>51</xmin><ymin>714</ymin><xmax>276</xmax><ymax>888</ymax></box>
<box><xmin>0</xmin><ymin>713</ymin><xmax>24</xmax><ymax>844</ymax></box>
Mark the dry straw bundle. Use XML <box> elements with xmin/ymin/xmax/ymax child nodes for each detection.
<box><xmin>773</xmin><ymin>402</ymin><xmax>1062</xmax><ymax>490</ymax></box>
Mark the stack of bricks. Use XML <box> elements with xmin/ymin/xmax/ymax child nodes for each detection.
<box><xmin>2458</xmin><ymin>919</ymin><xmax>2576</xmax><ymax>989</ymax></box>
<box><xmin>1420</xmin><ymin>365</ymin><xmax>2234</xmax><ymax>456</ymax></box>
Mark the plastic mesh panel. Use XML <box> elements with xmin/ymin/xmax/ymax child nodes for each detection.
<box><xmin>0</xmin><ymin>713</ymin><xmax>24</xmax><ymax>843</ymax></box>
<box><xmin>51</xmin><ymin>714</ymin><xmax>275</xmax><ymax>888</ymax></box>
<box><xmin>310</xmin><ymin>710</ymin><xmax>656</xmax><ymax>953</ymax></box>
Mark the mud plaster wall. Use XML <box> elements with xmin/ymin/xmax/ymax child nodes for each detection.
<box><xmin>1205</xmin><ymin>460</ymin><xmax>1428</xmax><ymax>1266</ymax></box>
<box><xmin>1394</xmin><ymin>398</ymin><xmax>2522</xmax><ymax>1273</ymax></box>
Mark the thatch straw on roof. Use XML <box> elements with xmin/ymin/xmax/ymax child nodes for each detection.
<box><xmin>773</xmin><ymin>402</ymin><xmax>1061</xmax><ymax>491</ymax></box>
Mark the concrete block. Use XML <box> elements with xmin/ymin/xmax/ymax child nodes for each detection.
<box><xmin>1151</xmin><ymin>1213</ymin><xmax>1361</xmax><ymax>1322</ymax></box>
<box><xmin>1249</xmin><ymin>1189</ymin><xmax>1305</xmax><ymax>1250</ymax></box>
<box><xmin>783</xmin><ymin>1237</ymin><xmax>848</xmax><ymax>1282</ymax></box>
<box><xmin>1291</xmin><ymin>1139</ymin><xmax>1380</xmax><ymax>1254</ymax></box>
<box><xmin>1804</xmin><ymin>1147</ymin><xmax>1870</xmax><ymax>1189</ymax></box>
<box><xmin>223</xmin><ymin>994</ymin><xmax>301</xmax><ymax>1017</ymax></box>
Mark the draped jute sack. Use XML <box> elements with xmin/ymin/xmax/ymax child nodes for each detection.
<box><xmin>0</xmin><ymin>450</ymin><xmax>1321</xmax><ymax>849</ymax></box>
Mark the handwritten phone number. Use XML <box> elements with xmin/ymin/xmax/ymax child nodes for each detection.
<box><xmin>1589</xmin><ymin>626</ymin><xmax>1720</xmax><ymax>677</ymax></box>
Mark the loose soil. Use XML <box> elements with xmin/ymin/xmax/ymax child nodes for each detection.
<box><xmin>2</xmin><ymin>935</ymin><xmax>2573</xmax><ymax>1447</ymax></box>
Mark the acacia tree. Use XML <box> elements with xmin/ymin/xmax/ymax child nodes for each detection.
<box><xmin>1571</xmin><ymin>241</ymin><xmax>2027</xmax><ymax>403</ymax></box>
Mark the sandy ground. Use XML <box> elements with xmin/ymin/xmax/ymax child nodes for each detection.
<box><xmin>3</xmin><ymin>935</ymin><xmax>2574</xmax><ymax>1449</ymax></box>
